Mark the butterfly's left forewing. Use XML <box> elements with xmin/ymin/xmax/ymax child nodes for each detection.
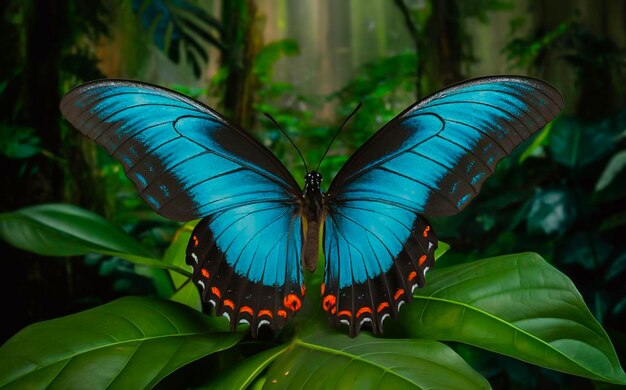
<box><xmin>61</xmin><ymin>80</ymin><xmax>305</xmax><ymax>335</ymax></box>
<box><xmin>323</xmin><ymin>77</ymin><xmax>564</xmax><ymax>336</ymax></box>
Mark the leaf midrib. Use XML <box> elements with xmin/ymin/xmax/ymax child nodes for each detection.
<box><xmin>414</xmin><ymin>295</ymin><xmax>621</xmax><ymax>383</ymax></box>
<box><xmin>295</xmin><ymin>339</ymin><xmax>459</xmax><ymax>389</ymax></box>
<box><xmin>0</xmin><ymin>331</ymin><xmax>215</xmax><ymax>386</ymax></box>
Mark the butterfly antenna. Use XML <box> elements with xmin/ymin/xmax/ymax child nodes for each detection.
<box><xmin>264</xmin><ymin>112</ymin><xmax>308</xmax><ymax>173</ymax></box>
<box><xmin>316</xmin><ymin>102</ymin><xmax>362</xmax><ymax>171</ymax></box>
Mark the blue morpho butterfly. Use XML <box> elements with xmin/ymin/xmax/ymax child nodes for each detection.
<box><xmin>60</xmin><ymin>76</ymin><xmax>563</xmax><ymax>337</ymax></box>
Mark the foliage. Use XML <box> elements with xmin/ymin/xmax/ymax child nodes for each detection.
<box><xmin>1</xmin><ymin>0</ymin><xmax>625</xmax><ymax>388</ymax></box>
<box><xmin>0</xmin><ymin>207</ymin><xmax>624</xmax><ymax>388</ymax></box>
<box><xmin>0</xmin><ymin>125</ymin><xmax>41</xmax><ymax>160</ymax></box>
<box><xmin>132</xmin><ymin>0</ymin><xmax>224</xmax><ymax>77</ymax></box>
<box><xmin>330</xmin><ymin>52</ymin><xmax>418</xmax><ymax>178</ymax></box>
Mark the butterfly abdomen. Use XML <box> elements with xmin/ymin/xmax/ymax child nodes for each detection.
<box><xmin>303</xmin><ymin>220</ymin><xmax>320</xmax><ymax>272</ymax></box>
<box><xmin>302</xmin><ymin>170</ymin><xmax>325</xmax><ymax>273</ymax></box>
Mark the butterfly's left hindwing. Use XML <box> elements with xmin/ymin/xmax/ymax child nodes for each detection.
<box><xmin>60</xmin><ymin>80</ymin><xmax>304</xmax><ymax>335</ymax></box>
<box><xmin>323</xmin><ymin>77</ymin><xmax>564</xmax><ymax>336</ymax></box>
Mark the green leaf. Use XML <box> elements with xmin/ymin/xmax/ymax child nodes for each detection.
<box><xmin>0</xmin><ymin>204</ymin><xmax>191</xmax><ymax>276</ymax></box>
<box><xmin>595</xmin><ymin>150</ymin><xmax>626</xmax><ymax>192</ymax></box>
<box><xmin>254</xmin><ymin>39</ymin><xmax>300</xmax><ymax>80</ymax></box>
<box><xmin>435</xmin><ymin>240</ymin><xmax>450</xmax><ymax>260</ymax></box>
<box><xmin>599</xmin><ymin>210</ymin><xmax>626</xmax><ymax>231</ymax></box>
<box><xmin>203</xmin><ymin>345</ymin><xmax>288</xmax><ymax>389</ymax></box>
<box><xmin>558</xmin><ymin>232</ymin><xmax>611</xmax><ymax>270</ymax></box>
<box><xmin>264</xmin><ymin>331</ymin><xmax>490</xmax><ymax>389</ymax></box>
<box><xmin>605</xmin><ymin>253</ymin><xmax>626</xmax><ymax>282</ymax></box>
<box><xmin>518</xmin><ymin>120</ymin><xmax>552</xmax><ymax>163</ymax></box>
<box><xmin>0</xmin><ymin>297</ymin><xmax>242</xmax><ymax>388</ymax></box>
<box><xmin>403</xmin><ymin>253</ymin><xmax>626</xmax><ymax>384</ymax></box>
<box><xmin>548</xmin><ymin>117</ymin><xmax>615</xmax><ymax>168</ymax></box>
<box><xmin>163</xmin><ymin>221</ymin><xmax>196</xmax><ymax>286</ymax></box>
<box><xmin>0</xmin><ymin>125</ymin><xmax>41</xmax><ymax>159</ymax></box>
<box><xmin>526</xmin><ymin>188</ymin><xmax>575</xmax><ymax>235</ymax></box>
<box><xmin>163</xmin><ymin>221</ymin><xmax>201</xmax><ymax>309</ymax></box>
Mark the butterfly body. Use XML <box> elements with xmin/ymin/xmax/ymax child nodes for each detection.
<box><xmin>302</xmin><ymin>170</ymin><xmax>325</xmax><ymax>273</ymax></box>
<box><xmin>60</xmin><ymin>76</ymin><xmax>564</xmax><ymax>337</ymax></box>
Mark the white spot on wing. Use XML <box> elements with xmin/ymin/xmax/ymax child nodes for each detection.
<box><xmin>209</xmin><ymin>299</ymin><xmax>216</xmax><ymax>308</ymax></box>
<box><xmin>411</xmin><ymin>283</ymin><xmax>418</xmax><ymax>293</ymax></box>
<box><xmin>197</xmin><ymin>280</ymin><xmax>205</xmax><ymax>290</ymax></box>
<box><xmin>397</xmin><ymin>300</ymin><xmax>405</xmax><ymax>311</ymax></box>
<box><xmin>340</xmin><ymin>319</ymin><xmax>350</xmax><ymax>326</ymax></box>
<box><xmin>359</xmin><ymin>317</ymin><xmax>372</xmax><ymax>327</ymax></box>
<box><xmin>258</xmin><ymin>319</ymin><xmax>270</xmax><ymax>329</ymax></box>
<box><xmin>428</xmin><ymin>242</ymin><xmax>433</xmax><ymax>251</ymax></box>
<box><xmin>423</xmin><ymin>266</ymin><xmax>430</xmax><ymax>276</ymax></box>
<box><xmin>239</xmin><ymin>319</ymin><xmax>250</xmax><ymax>325</ymax></box>
<box><xmin>191</xmin><ymin>253</ymin><xmax>198</xmax><ymax>263</ymax></box>
<box><xmin>223</xmin><ymin>312</ymin><xmax>230</xmax><ymax>321</ymax></box>
<box><xmin>381</xmin><ymin>313</ymin><xmax>390</xmax><ymax>324</ymax></box>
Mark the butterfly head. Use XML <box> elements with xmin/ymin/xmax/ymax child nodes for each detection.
<box><xmin>304</xmin><ymin>171</ymin><xmax>323</xmax><ymax>194</ymax></box>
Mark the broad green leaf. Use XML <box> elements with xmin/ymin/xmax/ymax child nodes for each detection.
<box><xmin>163</xmin><ymin>221</ymin><xmax>197</xmax><ymax>288</ymax></box>
<box><xmin>170</xmin><ymin>281</ymin><xmax>202</xmax><ymax>311</ymax></box>
<box><xmin>548</xmin><ymin>117</ymin><xmax>615</xmax><ymax>168</ymax></box>
<box><xmin>0</xmin><ymin>297</ymin><xmax>241</xmax><ymax>389</ymax></box>
<box><xmin>203</xmin><ymin>345</ymin><xmax>288</xmax><ymax>389</ymax></box>
<box><xmin>403</xmin><ymin>253</ymin><xmax>626</xmax><ymax>384</ymax></box>
<box><xmin>264</xmin><ymin>331</ymin><xmax>490</xmax><ymax>389</ymax></box>
<box><xmin>0</xmin><ymin>204</ymin><xmax>190</xmax><ymax>276</ymax></box>
<box><xmin>163</xmin><ymin>221</ymin><xmax>201</xmax><ymax>309</ymax></box>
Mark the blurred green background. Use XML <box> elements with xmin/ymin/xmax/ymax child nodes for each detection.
<box><xmin>0</xmin><ymin>0</ymin><xmax>624</xmax><ymax>387</ymax></box>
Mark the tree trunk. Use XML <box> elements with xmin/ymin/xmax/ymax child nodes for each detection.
<box><xmin>220</xmin><ymin>0</ymin><xmax>264</xmax><ymax>130</ymax></box>
<box><xmin>426</xmin><ymin>0</ymin><xmax>464</xmax><ymax>92</ymax></box>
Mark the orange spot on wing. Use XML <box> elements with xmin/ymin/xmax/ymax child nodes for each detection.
<box><xmin>223</xmin><ymin>299</ymin><xmax>235</xmax><ymax>310</ymax></box>
<box><xmin>423</xmin><ymin>226</ymin><xmax>430</xmax><ymax>237</ymax></box>
<box><xmin>377</xmin><ymin>302</ymin><xmax>389</xmax><ymax>313</ymax></box>
<box><xmin>331</xmin><ymin>306</ymin><xmax>337</xmax><ymax>314</ymax></box>
<box><xmin>418</xmin><ymin>255</ymin><xmax>427</xmax><ymax>266</ymax></box>
<box><xmin>239</xmin><ymin>306</ymin><xmax>253</xmax><ymax>315</ymax></box>
<box><xmin>259</xmin><ymin>309</ymin><xmax>273</xmax><ymax>318</ymax></box>
<box><xmin>277</xmin><ymin>309</ymin><xmax>287</xmax><ymax>318</ymax></box>
<box><xmin>394</xmin><ymin>289</ymin><xmax>405</xmax><ymax>300</ymax></box>
<box><xmin>322</xmin><ymin>295</ymin><xmax>337</xmax><ymax>312</ymax></box>
<box><xmin>320</xmin><ymin>283</ymin><xmax>325</xmax><ymax>295</ymax></box>
<box><xmin>301</xmin><ymin>285</ymin><xmax>306</xmax><ymax>296</ymax></box>
<box><xmin>408</xmin><ymin>271</ymin><xmax>417</xmax><ymax>282</ymax></box>
<box><xmin>356</xmin><ymin>306</ymin><xmax>373</xmax><ymax>317</ymax></box>
<box><xmin>283</xmin><ymin>294</ymin><xmax>301</xmax><ymax>311</ymax></box>
<box><xmin>193</xmin><ymin>235</ymin><xmax>199</xmax><ymax>246</ymax></box>
<box><xmin>337</xmin><ymin>310</ymin><xmax>352</xmax><ymax>318</ymax></box>
<box><xmin>201</xmin><ymin>268</ymin><xmax>210</xmax><ymax>278</ymax></box>
<box><xmin>211</xmin><ymin>287</ymin><xmax>221</xmax><ymax>299</ymax></box>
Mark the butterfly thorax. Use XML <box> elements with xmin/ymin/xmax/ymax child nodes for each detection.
<box><xmin>302</xmin><ymin>171</ymin><xmax>325</xmax><ymax>273</ymax></box>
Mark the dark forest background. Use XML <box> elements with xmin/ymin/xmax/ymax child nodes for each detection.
<box><xmin>1</xmin><ymin>0</ymin><xmax>625</xmax><ymax>388</ymax></box>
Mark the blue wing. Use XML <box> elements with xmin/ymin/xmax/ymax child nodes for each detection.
<box><xmin>60</xmin><ymin>80</ymin><xmax>305</xmax><ymax>335</ymax></box>
<box><xmin>322</xmin><ymin>76</ymin><xmax>564</xmax><ymax>335</ymax></box>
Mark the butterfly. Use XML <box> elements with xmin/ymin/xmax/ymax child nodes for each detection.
<box><xmin>60</xmin><ymin>76</ymin><xmax>563</xmax><ymax>337</ymax></box>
